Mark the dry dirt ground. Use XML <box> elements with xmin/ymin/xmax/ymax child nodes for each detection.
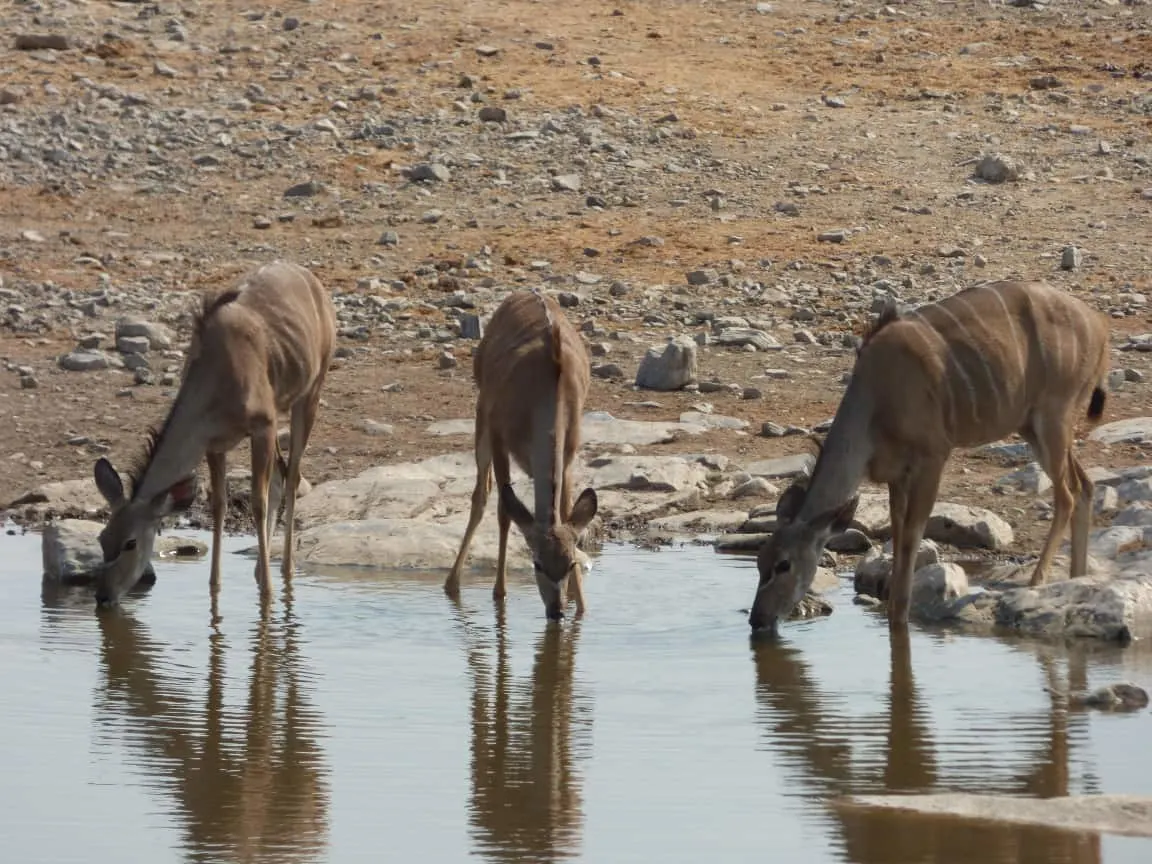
<box><xmin>1</xmin><ymin>0</ymin><xmax>1151</xmax><ymax>557</ymax></box>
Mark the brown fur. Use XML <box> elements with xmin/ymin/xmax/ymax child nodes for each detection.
<box><xmin>93</xmin><ymin>261</ymin><xmax>337</xmax><ymax>611</ymax></box>
<box><xmin>445</xmin><ymin>290</ymin><xmax>599</xmax><ymax>620</ymax></box>
<box><xmin>750</xmin><ymin>279</ymin><xmax>1111</xmax><ymax>635</ymax></box>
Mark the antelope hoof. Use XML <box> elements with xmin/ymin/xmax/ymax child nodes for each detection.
<box><xmin>443</xmin><ymin>575</ymin><xmax>461</xmax><ymax>598</ymax></box>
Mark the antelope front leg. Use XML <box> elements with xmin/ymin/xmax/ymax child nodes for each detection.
<box><xmin>567</xmin><ymin>565</ymin><xmax>586</xmax><ymax>618</ymax></box>
<box><xmin>207</xmin><ymin>451</ymin><xmax>227</xmax><ymax>598</ymax></box>
<box><xmin>250</xmin><ymin>425</ymin><xmax>276</xmax><ymax>598</ymax></box>
<box><xmin>887</xmin><ymin>463</ymin><xmax>943</xmax><ymax>630</ymax></box>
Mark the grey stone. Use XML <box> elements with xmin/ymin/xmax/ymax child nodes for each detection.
<box><xmin>551</xmin><ymin>173</ymin><xmax>582</xmax><ymax>192</ymax></box>
<box><xmin>974</xmin><ymin>153</ymin><xmax>1021</xmax><ymax>183</ymax></box>
<box><xmin>712</xmin><ymin>328</ymin><xmax>781</xmax><ymax>351</ymax></box>
<box><xmin>407</xmin><ymin>162</ymin><xmax>451</xmax><ymax>183</ymax></box>
<box><xmin>115</xmin><ymin>317</ymin><xmax>173</xmax><ymax>349</ymax></box>
<box><xmin>925</xmin><ymin>503</ymin><xmax>1014</xmax><ymax>550</ymax></box>
<box><xmin>743</xmin><ymin>453</ymin><xmax>814</xmax><ymax>480</ymax></box>
<box><xmin>42</xmin><ymin>519</ymin><xmax>105</xmax><ymax>582</ymax></box>
<box><xmin>995</xmin><ymin>462</ymin><xmax>1052</xmax><ymax>495</ymax></box>
<box><xmin>635</xmin><ymin>336</ymin><xmax>697</xmax><ymax>391</ymax></box>
<box><xmin>58</xmin><ymin>350</ymin><xmax>114</xmax><ymax>372</ymax></box>
<box><xmin>1061</xmin><ymin>245</ymin><xmax>1083</xmax><ymax>271</ymax></box>
<box><xmin>994</xmin><ymin>572</ymin><xmax>1152</xmax><ymax>641</ymax></box>
<box><xmin>116</xmin><ymin>335</ymin><xmax>150</xmax><ymax>355</ymax></box>
<box><xmin>1090</xmin><ymin>417</ymin><xmax>1152</xmax><ymax>445</ymax></box>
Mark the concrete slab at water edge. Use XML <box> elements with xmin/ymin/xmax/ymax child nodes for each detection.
<box><xmin>836</xmin><ymin>793</ymin><xmax>1152</xmax><ymax>839</ymax></box>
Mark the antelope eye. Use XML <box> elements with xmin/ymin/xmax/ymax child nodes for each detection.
<box><xmin>774</xmin><ymin>559</ymin><xmax>791</xmax><ymax>575</ymax></box>
<box><xmin>123</xmin><ymin>539</ymin><xmax>138</xmax><ymax>552</ymax></box>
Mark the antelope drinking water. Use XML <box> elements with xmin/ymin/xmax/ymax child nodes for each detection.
<box><xmin>93</xmin><ymin>261</ymin><xmax>337</xmax><ymax>610</ymax></box>
<box><xmin>748</xmin><ymin>279</ymin><xmax>1110</xmax><ymax>637</ymax></box>
<box><xmin>444</xmin><ymin>290</ymin><xmax>598</xmax><ymax>620</ymax></box>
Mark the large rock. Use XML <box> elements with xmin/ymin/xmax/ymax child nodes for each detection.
<box><xmin>40</xmin><ymin>518</ymin><xmax>199</xmax><ymax>582</ymax></box>
<box><xmin>853</xmin><ymin>540</ymin><xmax>941</xmax><ymax>597</ymax></box>
<box><xmin>925</xmin><ymin>503</ymin><xmax>1013</xmax><ymax>550</ymax></box>
<box><xmin>635</xmin><ymin>335</ymin><xmax>697</xmax><ymax>391</ymax></box>
<box><xmin>842</xmin><ymin>498</ymin><xmax>1013</xmax><ymax>549</ymax></box>
<box><xmin>1089</xmin><ymin>417</ymin><xmax>1152</xmax><ymax>445</ymax></box>
<box><xmin>994</xmin><ymin>572</ymin><xmax>1152</xmax><ymax>641</ymax></box>
<box><xmin>42</xmin><ymin>520</ymin><xmax>105</xmax><ymax>582</ymax></box>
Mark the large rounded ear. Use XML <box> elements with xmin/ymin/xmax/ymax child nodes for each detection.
<box><xmin>498</xmin><ymin>483</ymin><xmax>534</xmax><ymax>533</ymax></box>
<box><xmin>775</xmin><ymin>483</ymin><xmax>807</xmax><ymax>526</ymax></box>
<box><xmin>812</xmin><ymin>494</ymin><xmax>860</xmax><ymax>536</ymax></box>
<box><xmin>569</xmin><ymin>488</ymin><xmax>598</xmax><ymax>531</ymax></box>
<box><xmin>94</xmin><ymin>457</ymin><xmax>126</xmax><ymax>507</ymax></box>
<box><xmin>148</xmin><ymin>474</ymin><xmax>199</xmax><ymax>516</ymax></box>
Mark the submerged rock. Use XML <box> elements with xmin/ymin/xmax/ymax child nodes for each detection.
<box><xmin>1069</xmin><ymin>683</ymin><xmax>1150</xmax><ymax>712</ymax></box>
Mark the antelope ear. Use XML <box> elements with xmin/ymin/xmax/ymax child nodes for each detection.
<box><xmin>498</xmin><ymin>483</ymin><xmax>534</xmax><ymax>533</ymax></box>
<box><xmin>812</xmin><ymin>495</ymin><xmax>860</xmax><ymax>536</ymax></box>
<box><xmin>569</xmin><ymin>488</ymin><xmax>598</xmax><ymax>532</ymax></box>
<box><xmin>775</xmin><ymin>483</ymin><xmax>807</xmax><ymax>526</ymax></box>
<box><xmin>94</xmin><ymin>457</ymin><xmax>126</xmax><ymax>507</ymax></box>
<box><xmin>149</xmin><ymin>474</ymin><xmax>199</xmax><ymax>516</ymax></box>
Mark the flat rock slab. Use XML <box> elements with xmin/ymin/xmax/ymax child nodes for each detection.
<box><xmin>9</xmin><ymin>478</ymin><xmax>108</xmax><ymax>519</ymax></box>
<box><xmin>838</xmin><ymin>793</ymin><xmax>1152</xmax><ymax>839</ymax></box>
<box><xmin>648</xmin><ymin>509</ymin><xmax>749</xmax><ymax>534</ymax></box>
<box><xmin>1090</xmin><ymin>417</ymin><xmax>1152</xmax><ymax>445</ymax></box>
<box><xmin>424</xmin><ymin>411</ymin><xmax>710</xmax><ymax>446</ymax></box>
<box><xmin>585</xmin><ymin>455</ymin><xmax>711</xmax><ymax>493</ymax></box>
<box><xmin>294</xmin><ymin>516</ymin><xmax>537</xmax><ymax>571</ymax></box>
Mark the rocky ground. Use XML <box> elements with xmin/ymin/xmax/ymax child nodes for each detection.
<box><xmin>3</xmin><ymin>0</ymin><xmax>1152</xmax><ymax>602</ymax></box>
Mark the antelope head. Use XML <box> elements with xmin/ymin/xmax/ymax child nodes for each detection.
<box><xmin>499</xmin><ymin>484</ymin><xmax>598</xmax><ymax>620</ymax></box>
<box><xmin>92</xmin><ymin>457</ymin><xmax>198</xmax><ymax>608</ymax></box>
<box><xmin>749</xmin><ymin>482</ymin><xmax>858</xmax><ymax>637</ymax></box>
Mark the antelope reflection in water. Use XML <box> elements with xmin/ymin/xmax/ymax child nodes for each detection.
<box><xmin>751</xmin><ymin>633</ymin><xmax>1102</xmax><ymax>864</ymax></box>
<box><xmin>457</xmin><ymin>604</ymin><xmax>593</xmax><ymax>863</ymax></box>
<box><xmin>88</xmin><ymin>597</ymin><xmax>330</xmax><ymax>864</ymax></box>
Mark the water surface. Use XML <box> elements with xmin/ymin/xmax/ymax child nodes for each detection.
<box><xmin>2</xmin><ymin>526</ymin><xmax>1152</xmax><ymax>863</ymax></box>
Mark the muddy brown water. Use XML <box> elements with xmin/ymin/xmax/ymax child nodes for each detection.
<box><xmin>2</xmin><ymin>526</ymin><xmax>1152</xmax><ymax>864</ymax></box>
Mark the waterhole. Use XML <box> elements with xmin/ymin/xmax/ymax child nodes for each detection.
<box><xmin>1</xmin><ymin>527</ymin><xmax>1151</xmax><ymax>863</ymax></box>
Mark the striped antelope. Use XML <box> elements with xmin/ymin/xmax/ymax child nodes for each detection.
<box><xmin>444</xmin><ymin>290</ymin><xmax>599</xmax><ymax>620</ymax></box>
<box><xmin>748</xmin><ymin>279</ymin><xmax>1110</xmax><ymax>637</ymax></box>
<box><xmin>92</xmin><ymin>261</ymin><xmax>337</xmax><ymax>610</ymax></box>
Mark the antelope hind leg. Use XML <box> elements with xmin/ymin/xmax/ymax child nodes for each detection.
<box><xmin>281</xmin><ymin>388</ymin><xmax>322</xmax><ymax>583</ymax></box>
<box><xmin>1024</xmin><ymin>416</ymin><xmax>1075</xmax><ymax>587</ymax></box>
<box><xmin>1068</xmin><ymin>452</ymin><xmax>1094</xmax><ymax>580</ymax></box>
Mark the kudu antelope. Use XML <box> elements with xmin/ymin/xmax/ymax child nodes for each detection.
<box><xmin>444</xmin><ymin>290</ymin><xmax>598</xmax><ymax>620</ymax></box>
<box><xmin>92</xmin><ymin>261</ymin><xmax>337</xmax><ymax>608</ymax></box>
<box><xmin>749</xmin><ymin>279</ymin><xmax>1110</xmax><ymax>636</ymax></box>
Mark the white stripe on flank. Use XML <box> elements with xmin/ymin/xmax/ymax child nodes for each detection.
<box><xmin>930</xmin><ymin>300</ymin><xmax>1002</xmax><ymax>426</ymax></box>
<box><xmin>907</xmin><ymin>310</ymin><xmax>963</xmax><ymax>436</ymax></box>
<box><xmin>983</xmin><ymin>282</ymin><xmax>1027</xmax><ymax>376</ymax></box>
